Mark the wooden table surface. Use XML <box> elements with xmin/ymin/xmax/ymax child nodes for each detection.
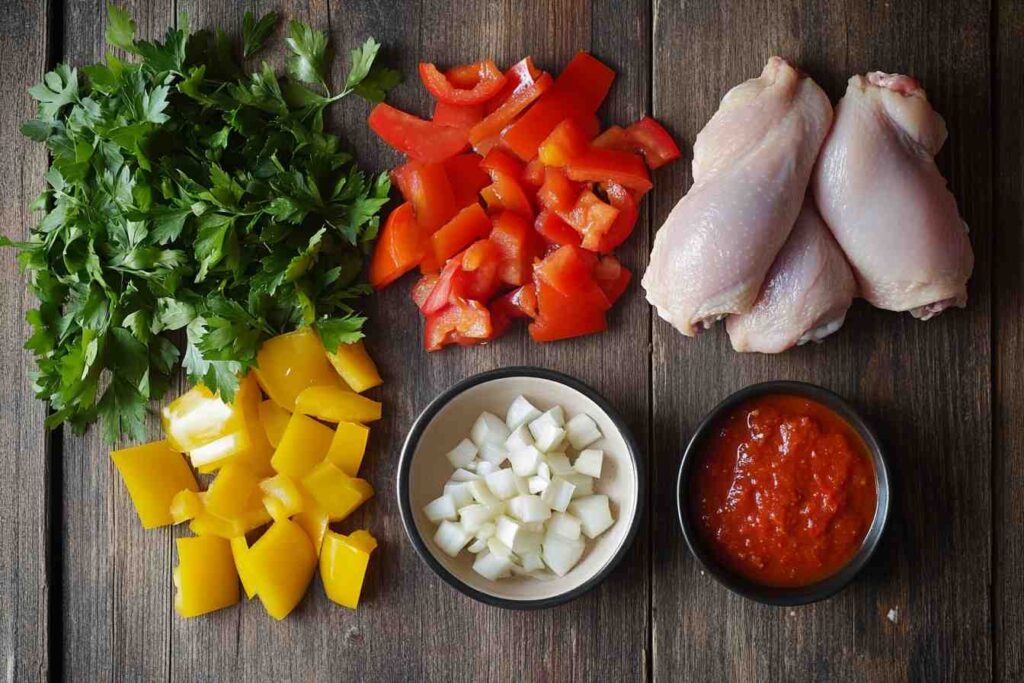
<box><xmin>1</xmin><ymin>0</ymin><xmax>1020</xmax><ymax>681</ymax></box>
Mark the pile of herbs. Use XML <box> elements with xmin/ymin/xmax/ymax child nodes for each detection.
<box><xmin>2</xmin><ymin>7</ymin><xmax>400</xmax><ymax>443</ymax></box>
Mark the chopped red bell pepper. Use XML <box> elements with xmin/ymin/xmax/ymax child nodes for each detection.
<box><xmin>592</xmin><ymin>125</ymin><xmax>634</xmax><ymax>152</ymax></box>
<box><xmin>593</xmin><ymin>255</ymin><xmax>632</xmax><ymax>304</ymax></box>
<box><xmin>535</xmin><ymin>210</ymin><xmax>582</xmax><ymax>247</ymax></box>
<box><xmin>425</xmin><ymin>297</ymin><xmax>494</xmax><ymax>351</ymax></box>
<box><xmin>481</xmin><ymin>171</ymin><xmax>534</xmax><ymax>220</ymax></box>
<box><xmin>486</xmin><ymin>57</ymin><xmax>543</xmax><ymax>113</ymax></box>
<box><xmin>429</xmin><ymin>203</ymin><xmax>492</xmax><ymax>267</ymax></box>
<box><xmin>460</xmin><ymin>239</ymin><xmax>503</xmax><ymax>301</ymax></box>
<box><xmin>521</xmin><ymin>158</ymin><xmax>546</xmax><ymax>191</ymax></box>
<box><xmin>390</xmin><ymin>160</ymin><xmax>457</xmax><ymax>233</ymax></box>
<box><xmin>369</xmin><ymin>202</ymin><xmax>425</xmax><ymax>289</ymax></box>
<box><xmin>419</xmin><ymin>61</ymin><xmax>507</xmax><ymax>106</ymax></box>
<box><xmin>412</xmin><ymin>273</ymin><xmax>439</xmax><ymax>309</ymax></box>
<box><xmin>421</xmin><ymin>257</ymin><xmax>463</xmax><ymax>314</ymax></box>
<box><xmin>368</xmin><ymin>104</ymin><xmax>469</xmax><ymax>163</ymax></box>
<box><xmin>442</xmin><ymin>154</ymin><xmax>490</xmax><ymax>208</ymax></box>
<box><xmin>533</xmin><ymin>245</ymin><xmax>605</xmax><ymax>305</ymax></box>
<box><xmin>538</xmin><ymin>167</ymin><xmax>583</xmax><ymax>213</ymax></box>
<box><xmin>492</xmin><ymin>284</ymin><xmax>539</xmax><ymax>320</ymax></box>
<box><xmin>489</xmin><ymin>211</ymin><xmax>541</xmax><ymax>286</ymax></box>
<box><xmin>469</xmin><ymin>72</ymin><xmax>553</xmax><ymax>153</ymax></box>
<box><xmin>587</xmin><ymin>181</ymin><xmax>638</xmax><ymax>252</ymax></box>
<box><xmin>432</xmin><ymin>100</ymin><xmax>484</xmax><ymax>130</ymax></box>
<box><xmin>538</xmin><ymin>118</ymin><xmax>592</xmax><ymax>167</ymax></box>
<box><xmin>480</xmin><ymin>148</ymin><xmax>525</xmax><ymax>181</ymax></box>
<box><xmin>529</xmin><ymin>279</ymin><xmax>607</xmax><ymax>342</ymax></box>
<box><xmin>626</xmin><ymin>116</ymin><xmax>681</xmax><ymax>169</ymax></box>
<box><xmin>557</xmin><ymin>190</ymin><xmax>619</xmax><ymax>249</ymax></box>
<box><xmin>565</xmin><ymin>148</ymin><xmax>652</xmax><ymax>193</ymax></box>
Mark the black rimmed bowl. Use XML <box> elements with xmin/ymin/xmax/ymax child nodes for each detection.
<box><xmin>677</xmin><ymin>381</ymin><xmax>890</xmax><ymax>606</ymax></box>
<box><xmin>397</xmin><ymin>367</ymin><xmax>644</xmax><ymax>609</ymax></box>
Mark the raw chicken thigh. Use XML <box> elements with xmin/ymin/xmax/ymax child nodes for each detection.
<box><xmin>726</xmin><ymin>198</ymin><xmax>856</xmax><ymax>353</ymax></box>
<box><xmin>642</xmin><ymin>57</ymin><xmax>833</xmax><ymax>335</ymax></box>
<box><xmin>813</xmin><ymin>72</ymin><xmax>974</xmax><ymax>318</ymax></box>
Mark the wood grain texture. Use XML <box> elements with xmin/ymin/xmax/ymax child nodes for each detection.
<box><xmin>649</xmin><ymin>1</ymin><xmax>993</xmax><ymax>681</ymax></box>
<box><xmin>58</xmin><ymin>3</ymin><xmax>178</xmax><ymax>680</ymax></box>
<box><xmin>0</xmin><ymin>1</ymin><xmax>52</xmax><ymax>681</ymax></box>
<box><xmin>994</xmin><ymin>0</ymin><xmax>1022</xmax><ymax>679</ymax></box>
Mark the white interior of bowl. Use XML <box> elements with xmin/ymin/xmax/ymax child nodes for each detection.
<box><xmin>408</xmin><ymin>375</ymin><xmax>639</xmax><ymax>602</ymax></box>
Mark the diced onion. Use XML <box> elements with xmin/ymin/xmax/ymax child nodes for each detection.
<box><xmin>446</xmin><ymin>438</ymin><xmax>478</xmax><ymax>468</ymax></box>
<box><xmin>547</xmin><ymin>512</ymin><xmax>582</xmax><ymax>540</ymax></box>
<box><xmin>485</xmin><ymin>469</ymin><xmax>520</xmax><ymax>500</ymax></box>
<box><xmin>504</xmin><ymin>424</ymin><xmax>534</xmax><ymax>452</ymax></box>
<box><xmin>506</xmin><ymin>396</ymin><xmax>542</xmax><ymax>430</ymax></box>
<box><xmin>475</xmin><ymin>460</ymin><xmax>499</xmax><ymax>477</ymax></box>
<box><xmin>508</xmin><ymin>446</ymin><xmax>542</xmax><ymax>477</ymax></box>
<box><xmin>528</xmin><ymin>413</ymin><xmax>565</xmax><ymax>453</ymax></box>
<box><xmin>473</xmin><ymin>551</ymin><xmax>512</xmax><ymax>580</ymax></box>
<box><xmin>478</xmin><ymin>442</ymin><xmax>508</xmax><ymax>466</ymax></box>
<box><xmin>540</xmin><ymin>477</ymin><xmax>576</xmax><ymax>513</ymax></box>
<box><xmin>449</xmin><ymin>467</ymin><xmax>480</xmax><ymax>482</ymax></box>
<box><xmin>434</xmin><ymin>520</ymin><xmax>470</xmax><ymax>557</ymax></box>
<box><xmin>573</xmin><ymin>449</ymin><xmax>604</xmax><ymax>478</ymax></box>
<box><xmin>507</xmin><ymin>494</ymin><xmax>551</xmax><ymax>523</ymax></box>
<box><xmin>569</xmin><ymin>495</ymin><xmax>614</xmax><ymax>538</ymax></box>
<box><xmin>423</xmin><ymin>494</ymin><xmax>457</xmax><ymax>522</ymax></box>
<box><xmin>471</xmin><ymin>412</ymin><xmax>511</xmax><ymax>447</ymax></box>
<box><xmin>495</xmin><ymin>515</ymin><xmax>521</xmax><ymax>549</ymax></box>
<box><xmin>545</xmin><ymin>452</ymin><xmax>573</xmax><ymax>476</ymax></box>
<box><xmin>562</xmin><ymin>472</ymin><xmax>594</xmax><ymax>498</ymax></box>
<box><xmin>542</xmin><ymin>530</ymin><xmax>585</xmax><ymax>576</ymax></box>
<box><xmin>444</xmin><ymin>482</ymin><xmax>474</xmax><ymax>508</ymax></box>
<box><xmin>467</xmin><ymin>538</ymin><xmax>487</xmax><ymax>553</ymax></box>
<box><xmin>459</xmin><ymin>503</ymin><xmax>497</xmax><ymax>533</ymax></box>
<box><xmin>566</xmin><ymin>413</ymin><xmax>602</xmax><ymax>450</ymax></box>
<box><xmin>527</xmin><ymin>476</ymin><xmax>548</xmax><ymax>494</ymax></box>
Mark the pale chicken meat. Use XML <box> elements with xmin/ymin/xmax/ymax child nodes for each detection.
<box><xmin>642</xmin><ymin>57</ymin><xmax>833</xmax><ymax>336</ymax></box>
<box><xmin>726</xmin><ymin>198</ymin><xmax>857</xmax><ymax>353</ymax></box>
<box><xmin>812</xmin><ymin>72</ymin><xmax>974</xmax><ymax>318</ymax></box>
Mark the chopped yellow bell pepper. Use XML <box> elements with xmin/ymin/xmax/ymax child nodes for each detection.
<box><xmin>326</xmin><ymin>340</ymin><xmax>383</xmax><ymax>393</ymax></box>
<box><xmin>327</xmin><ymin>421</ymin><xmax>370</xmax><ymax>476</ymax></box>
<box><xmin>188</xmin><ymin>510</ymin><xmax>246</xmax><ymax>539</ymax></box>
<box><xmin>233</xmin><ymin>373</ymin><xmax>275</xmax><ymax>476</ymax></box>
<box><xmin>111</xmin><ymin>440</ymin><xmax>199</xmax><ymax>529</ymax></box>
<box><xmin>246</xmin><ymin>519</ymin><xmax>317</xmax><ymax>620</ymax></box>
<box><xmin>254</xmin><ymin>328</ymin><xmax>339</xmax><ymax>410</ymax></box>
<box><xmin>259</xmin><ymin>473</ymin><xmax>304</xmax><ymax>522</ymax></box>
<box><xmin>204</xmin><ymin>462</ymin><xmax>263</xmax><ymax>522</ymax></box>
<box><xmin>270</xmin><ymin>413</ymin><xmax>335</xmax><ymax>479</ymax></box>
<box><xmin>161</xmin><ymin>384</ymin><xmax>244</xmax><ymax>454</ymax></box>
<box><xmin>170</xmin><ymin>489</ymin><xmax>205</xmax><ymax>525</ymax></box>
<box><xmin>258</xmin><ymin>399</ymin><xmax>291</xmax><ymax>448</ymax></box>
<box><xmin>320</xmin><ymin>529</ymin><xmax>378</xmax><ymax>609</ymax></box>
<box><xmin>301</xmin><ymin>460</ymin><xmax>374</xmax><ymax>522</ymax></box>
<box><xmin>294</xmin><ymin>497</ymin><xmax>330</xmax><ymax>556</ymax></box>
<box><xmin>230</xmin><ymin>536</ymin><xmax>258</xmax><ymax>599</ymax></box>
<box><xmin>174</xmin><ymin>536</ymin><xmax>240</xmax><ymax>617</ymax></box>
<box><xmin>295</xmin><ymin>386</ymin><xmax>382</xmax><ymax>424</ymax></box>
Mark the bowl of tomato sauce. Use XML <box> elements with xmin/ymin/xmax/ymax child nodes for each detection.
<box><xmin>677</xmin><ymin>381</ymin><xmax>890</xmax><ymax>605</ymax></box>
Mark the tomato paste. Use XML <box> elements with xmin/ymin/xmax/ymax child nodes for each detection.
<box><xmin>689</xmin><ymin>394</ymin><xmax>877</xmax><ymax>587</ymax></box>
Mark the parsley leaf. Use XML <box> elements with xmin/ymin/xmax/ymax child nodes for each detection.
<box><xmin>285</xmin><ymin>20</ymin><xmax>331</xmax><ymax>90</ymax></box>
<box><xmin>315</xmin><ymin>314</ymin><xmax>367</xmax><ymax>353</ymax></box>
<box><xmin>243</xmin><ymin>11</ymin><xmax>278</xmax><ymax>57</ymax></box>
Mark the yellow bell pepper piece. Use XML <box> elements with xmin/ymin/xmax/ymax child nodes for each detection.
<box><xmin>270</xmin><ymin>413</ymin><xmax>335</xmax><ymax>479</ymax></box>
<box><xmin>254</xmin><ymin>328</ymin><xmax>339</xmax><ymax>410</ymax></box>
<box><xmin>233</xmin><ymin>373</ymin><xmax>275</xmax><ymax>476</ymax></box>
<box><xmin>204</xmin><ymin>462</ymin><xmax>263</xmax><ymax>522</ymax></box>
<box><xmin>258</xmin><ymin>399</ymin><xmax>291</xmax><ymax>448</ymax></box>
<box><xmin>327</xmin><ymin>421</ymin><xmax>370</xmax><ymax>476</ymax></box>
<box><xmin>111</xmin><ymin>440</ymin><xmax>199</xmax><ymax>529</ymax></box>
<box><xmin>173</xmin><ymin>536</ymin><xmax>240</xmax><ymax>617</ymax></box>
<box><xmin>295</xmin><ymin>385</ymin><xmax>382</xmax><ymax>424</ymax></box>
<box><xmin>320</xmin><ymin>529</ymin><xmax>378</xmax><ymax>609</ymax></box>
<box><xmin>294</xmin><ymin>497</ymin><xmax>330</xmax><ymax>556</ymax></box>
<box><xmin>230</xmin><ymin>536</ymin><xmax>258</xmax><ymax>599</ymax></box>
<box><xmin>161</xmin><ymin>384</ymin><xmax>244</xmax><ymax>454</ymax></box>
<box><xmin>326</xmin><ymin>340</ymin><xmax>383</xmax><ymax>393</ymax></box>
<box><xmin>259</xmin><ymin>473</ymin><xmax>304</xmax><ymax>522</ymax></box>
<box><xmin>301</xmin><ymin>460</ymin><xmax>374</xmax><ymax>522</ymax></box>
<box><xmin>246</xmin><ymin>519</ymin><xmax>317</xmax><ymax>620</ymax></box>
<box><xmin>170</xmin><ymin>489</ymin><xmax>204</xmax><ymax>525</ymax></box>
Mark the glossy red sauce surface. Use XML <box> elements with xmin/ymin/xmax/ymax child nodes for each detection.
<box><xmin>689</xmin><ymin>394</ymin><xmax>877</xmax><ymax>587</ymax></box>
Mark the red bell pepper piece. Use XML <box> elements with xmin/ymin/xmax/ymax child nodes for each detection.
<box><xmin>533</xmin><ymin>245</ymin><xmax>606</xmax><ymax>307</ymax></box>
<box><xmin>480</xmin><ymin>148</ymin><xmax>525</xmax><ymax>181</ymax></box>
<box><xmin>442</xmin><ymin>154</ymin><xmax>490</xmax><ymax>209</ymax></box>
<box><xmin>593</xmin><ymin>255</ymin><xmax>632</xmax><ymax>304</ymax></box>
<box><xmin>538</xmin><ymin>167</ymin><xmax>583</xmax><ymax>213</ymax></box>
<box><xmin>492</xmin><ymin>284</ymin><xmax>539</xmax><ymax>320</ymax></box>
<box><xmin>534</xmin><ymin>210</ymin><xmax>582</xmax><ymax>247</ymax></box>
<box><xmin>420</xmin><ymin>61</ymin><xmax>507</xmax><ymax>106</ymax></box>
<box><xmin>425</xmin><ymin>297</ymin><xmax>494</xmax><ymax>351</ymax></box>
<box><xmin>490</xmin><ymin>211</ymin><xmax>541</xmax><ymax>286</ymax></box>
<box><xmin>625</xmin><ymin>116</ymin><xmax>681</xmax><ymax>169</ymax></box>
<box><xmin>565</xmin><ymin>148</ymin><xmax>652</xmax><ymax>194</ymax></box>
<box><xmin>521</xmin><ymin>158</ymin><xmax>546</xmax><ymax>191</ymax></box>
<box><xmin>432</xmin><ymin>101</ymin><xmax>484</xmax><ymax>130</ymax></box>
<box><xmin>412</xmin><ymin>273</ymin><xmax>439</xmax><ymax>309</ymax></box>
<box><xmin>481</xmin><ymin>171</ymin><xmax>534</xmax><ymax>220</ymax></box>
<box><xmin>557</xmin><ymin>190</ymin><xmax>619</xmax><ymax>250</ymax></box>
<box><xmin>469</xmin><ymin>72</ymin><xmax>553</xmax><ymax>153</ymax></box>
<box><xmin>461</xmin><ymin>239</ymin><xmax>503</xmax><ymax>301</ymax></box>
<box><xmin>528</xmin><ymin>279</ymin><xmax>607</xmax><ymax>342</ymax></box>
<box><xmin>421</xmin><ymin>257</ymin><xmax>463</xmax><ymax>314</ymax></box>
<box><xmin>369</xmin><ymin>203</ymin><xmax>426</xmax><ymax>289</ymax></box>
<box><xmin>368</xmin><ymin>104</ymin><xmax>469</xmax><ymax>163</ymax></box>
<box><xmin>500</xmin><ymin>52</ymin><xmax>615</xmax><ymax>160</ymax></box>
<box><xmin>587</xmin><ymin>181</ymin><xmax>638</xmax><ymax>252</ymax></box>
<box><xmin>592</xmin><ymin>125</ymin><xmax>634</xmax><ymax>152</ymax></box>
<box><xmin>429</xmin><ymin>203</ymin><xmax>492</xmax><ymax>268</ymax></box>
<box><xmin>390</xmin><ymin>160</ymin><xmax>457</xmax><ymax>234</ymax></box>
<box><xmin>486</xmin><ymin>57</ymin><xmax>543</xmax><ymax>113</ymax></box>
<box><xmin>538</xmin><ymin>118</ymin><xmax>592</xmax><ymax>167</ymax></box>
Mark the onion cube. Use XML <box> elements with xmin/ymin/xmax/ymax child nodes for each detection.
<box><xmin>459</xmin><ymin>503</ymin><xmax>495</xmax><ymax>533</ymax></box>
<box><xmin>495</xmin><ymin>515</ymin><xmax>521</xmax><ymax>549</ymax></box>
<box><xmin>537</xmin><ymin>462</ymin><xmax>551</xmax><ymax>481</ymax></box>
<box><xmin>467</xmin><ymin>538</ymin><xmax>487</xmax><ymax>553</ymax></box>
<box><xmin>529</xmin><ymin>413</ymin><xmax>565</xmax><ymax>452</ymax></box>
<box><xmin>506</xmin><ymin>396</ymin><xmax>542</xmax><ymax>430</ymax></box>
<box><xmin>478</xmin><ymin>442</ymin><xmax>508</xmax><ymax>466</ymax></box>
<box><xmin>475</xmin><ymin>461</ymin><xmax>499</xmax><ymax>477</ymax></box>
<box><xmin>507</xmin><ymin>494</ymin><xmax>551</xmax><ymax>523</ymax></box>
<box><xmin>423</xmin><ymin>494</ymin><xmax>457</xmax><ymax>522</ymax></box>
<box><xmin>504</xmin><ymin>424</ymin><xmax>534</xmax><ymax>452</ymax></box>
<box><xmin>476</xmin><ymin>522</ymin><xmax>496</xmax><ymax>540</ymax></box>
<box><xmin>520</xmin><ymin>551</ymin><xmax>545</xmax><ymax>573</ymax></box>
<box><xmin>485</xmin><ymin>469</ymin><xmax>519</xmax><ymax>500</ymax></box>
<box><xmin>540</xmin><ymin>477</ymin><xmax>576</xmax><ymax>512</ymax></box>
<box><xmin>542</xmin><ymin>532</ymin><xmax>585</xmax><ymax>576</ymax></box>
<box><xmin>473</xmin><ymin>551</ymin><xmax>512</xmax><ymax>580</ymax></box>
<box><xmin>566</xmin><ymin>413</ymin><xmax>602</xmax><ymax>450</ymax></box>
<box><xmin>569</xmin><ymin>495</ymin><xmax>614</xmax><ymax>538</ymax></box>
<box><xmin>562</xmin><ymin>473</ymin><xmax>594</xmax><ymax>497</ymax></box>
<box><xmin>487</xmin><ymin>537</ymin><xmax>514</xmax><ymax>561</ymax></box>
<box><xmin>444</xmin><ymin>482</ymin><xmax>474</xmax><ymax>508</ymax></box>
<box><xmin>547</xmin><ymin>512</ymin><xmax>582</xmax><ymax>540</ymax></box>
<box><xmin>468</xmin><ymin>479</ymin><xmax>500</xmax><ymax>506</ymax></box>
<box><xmin>512</xmin><ymin>527</ymin><xmax>543</xmax><ymax>554</ymax></box>
<box><xmin>514</xmin><ymin>475</ymin><xmax>530</xmax><ymax>495</ymax></box>
<box><xmin>446</xmin><ymin>438</ymin><xmax>478</xmax><ymax>468</ymax></box>
<box><xmin>545</xmin><ymin>406</ymin><xmax>565</xmax><ymax>426</ymax></box>
<box><xmin>471</xmin><ymin>412</ymin><xmax>511</xmax><ymax>447</ymax></box>
<box><xmin>449</xmin><ymin>467</ymin><xmax>479</xmax><ymax>482</ymax></box>
<box><xmin>573</xmin><ymin>449</ymin><xmax>604</xmax><ymax>478</ymax></box>
<box><xmin>545</xmin><ymin>452</ymin><xmax>573</xmax><ymax>476</ymax></box>
<box><xmin>508</xmin><ymin>446</ymin><xmax>542</xmax><ymax>477</ymax></box>
<box><xmin>528</xmin><ymin>476</ymin><xmax>548</xmax><ymax>494</ymax></box>
<box><xmin>434</xmin><ymin>520</ymin><xmax>470</xmax><ymax>557</ymax></box>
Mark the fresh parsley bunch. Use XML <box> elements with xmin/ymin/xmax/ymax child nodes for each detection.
<box><xmin>3</xmin><ymin>7</ymin><xmax>400</xmax><ymax>443</ymax></box>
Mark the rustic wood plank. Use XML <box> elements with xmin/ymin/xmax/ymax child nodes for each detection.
<box><xmin>59</xmin><ymin>2</ymin><xmax>178</xmax><ymax>680</ymax></box>
<box><xmin>0</xmin><ymin>1</ymin><xmax>53</xmax><ymax>681</ymax></box>
<box><xmin>650</xmin><ymin>0</ymin><xmax>992</xmax><ymax>680</ymax></box>
<box><xmin>995</xmin><ymin>0</ymin><xmax>1022</xmax><ymax>679</ymax></box>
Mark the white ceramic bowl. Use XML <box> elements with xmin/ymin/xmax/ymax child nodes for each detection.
<box><xmin>397</xmin><ymin>367</ymin><xmax>643</xmax><ymax>609</ymax></box>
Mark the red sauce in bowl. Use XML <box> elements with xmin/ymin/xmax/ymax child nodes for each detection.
<box><xmin>689</xmin><ymin>394</ymin><xmax>877</xmax><ymax>588</ymax></box>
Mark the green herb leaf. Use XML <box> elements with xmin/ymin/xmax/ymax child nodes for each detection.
<box><xmin>243</xmin><ymin>11</ymin><xmax>278</xmax><ymax>57</ymax></box>
<box><xmin>284</xmin><ymin>20</ymin><xmax>331</xmax><ymax>90</ymax></box>
<box><xmin>315</xmin><ymin>314</ymin><xmax>366</xmax><ymax>352</ymax></box>
<box><xmin>105</xmin><ymin>4</ymin><xmax>138</xmax><ymax>53</ymax></box>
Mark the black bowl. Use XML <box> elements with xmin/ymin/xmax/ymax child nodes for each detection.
<box><xmin>676</xmin><ymin>381</ymin><xmax>890</xmax><ymax>606</ymax></box>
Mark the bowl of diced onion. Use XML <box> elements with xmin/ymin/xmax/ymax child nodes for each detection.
<box><xmin>397</xmin><ymin>367</ymin><xmax>643</xmax><ymax>609</ymax></box>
